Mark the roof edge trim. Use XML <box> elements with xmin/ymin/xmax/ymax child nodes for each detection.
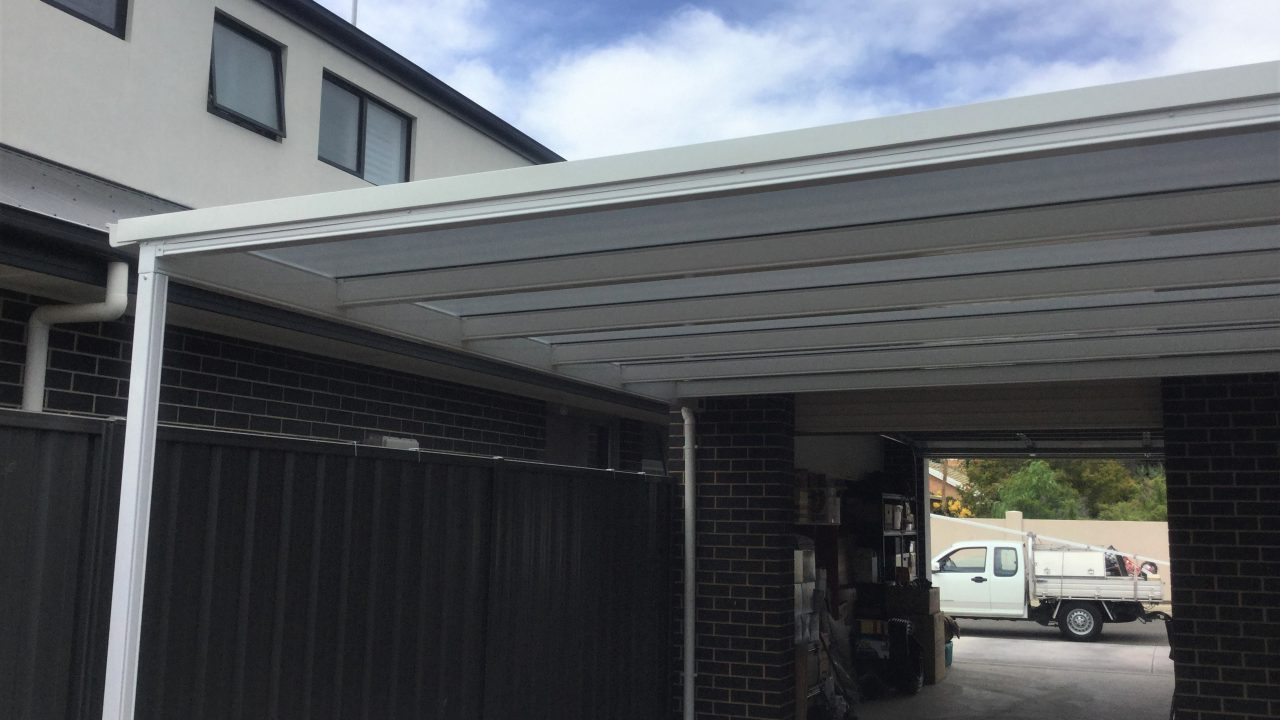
<box><xmin>109</xmin><ymin>63</ymin><xmax>1280</xmax><ymax>250</ymax></box>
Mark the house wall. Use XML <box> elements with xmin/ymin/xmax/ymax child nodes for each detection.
<box><xmin>796</xmin><ymin>380</ymin><xmax>1162</xmax><ymax>433</ymax></box>
<box><xmin>1</xmin><ymin>288</ymin><xmax>548</xmax><ymax>459</ymax></box>
<box><xmin>669</xmin><ymin>397</ymin><xmax>796</xmax><ymax>720</ymax></box>
<box><xmin>0</xmin><ymin>0</ymin><xmax>534</xmax><ymax>210</ymax></box>
<box><xmin>1162</xmin><ymin>372</ymin><xmax>1279</xmax><ymax>720</ymax></box>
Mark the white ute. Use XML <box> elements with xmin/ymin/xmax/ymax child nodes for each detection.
<box><xmin>930</xmin><ymin>537</ymin><xmax>1168</xmax><ymax>641</ymax></box>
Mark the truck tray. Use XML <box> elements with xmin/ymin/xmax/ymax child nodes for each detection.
<box><xmin>1035</xmin><ymin>576</ymin><xmax>1163</xmax><ymax>602</ymax></box>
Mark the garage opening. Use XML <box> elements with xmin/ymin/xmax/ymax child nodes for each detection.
<box><xmin>790</xmin><ymin>383</ymin><xmax>1176</xmax><ymax>720</ymax></box>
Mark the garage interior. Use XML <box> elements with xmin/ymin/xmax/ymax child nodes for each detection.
<box><xmin>96</xmin><ymin>63</ymin><xmax>1279</xmax><ymax>720</ymax></box>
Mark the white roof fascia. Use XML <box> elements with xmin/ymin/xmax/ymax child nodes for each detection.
<box><xmin>929</xmin><ymin>468</ymin><xmax>966</xmax><ymax>489</ymax></box>
<box><xmin>110</xmin><ymin>62</ymin><xmax>1280</xmax><ymax>254</ymax></box>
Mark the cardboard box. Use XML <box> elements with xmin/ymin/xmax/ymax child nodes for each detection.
<box><xmin>910</xmin><ymin>612</ymin><xmax>947</xmax><ymax>685</ymax></box>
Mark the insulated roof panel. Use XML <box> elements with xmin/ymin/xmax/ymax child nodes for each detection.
<box><xmin>111</xmin><ymin>63</ymin><xmax>1280</xmax><ymax>403</ymax></box>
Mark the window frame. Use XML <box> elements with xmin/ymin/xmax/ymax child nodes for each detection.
<box><xmin>937</xmin><ymin>547</ymin><xmax>988</xmax><ymax>573</ymax></box>
<box><xmin>208</xmin><ymin>12</ymin><xmax>287</xmax><ymax>141</ymax></box>
<box><xmin>994</xmin><ymin>546</ymin><xmax>1019</xmax><ymax>577</ymax></box>
<box><xmin>318</xmin><ymin>71</ymin><xmax>413</xmax><ymax>184</ymax></box>
<box><xmin>41</xmin><ymin>0</ymin><xmax>128</xmax><ymax>38</ymax></box>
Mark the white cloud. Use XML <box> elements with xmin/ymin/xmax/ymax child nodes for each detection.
<box><xmin>316</xmin><ymin>0</ymin><xmax>501</xmax><ymax>88</ymax></box>
<box><xmin>322</xmin><ymin>0</ymin><xmax>1280</xmax><ymax>160</ymax></box>
<box><xmin>1156</xmin><ymin>0</ymin><xmax>1280</xmax><ymax>73</ymax></box>
<box><xmin>513</xmin><ymin>6</ymin><xmax>900</xmax><ymax>158</ymax></box>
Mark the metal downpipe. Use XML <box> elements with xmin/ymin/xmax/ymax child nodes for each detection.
<box><xmin>22</xmin><ymin>261</ymin><xmax>129</xmax><ymax>411</ymax></box>
<box><xmin>681</xmin><ymin>405</ymin><xmax>697</xmax><ymax>720</ymax></box>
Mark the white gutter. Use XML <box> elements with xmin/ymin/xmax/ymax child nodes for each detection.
<box><xmin>22</xmin><ymin>262</ymin><xmax>129</xmax><ymax>412</ymax></box>
<box><xmin>680</xmin><ymin>405</ymin><xmax>697</xmax><ymax>720</ymax></box>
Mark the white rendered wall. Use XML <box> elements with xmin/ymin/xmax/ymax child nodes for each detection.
<box><xmin>0</xmin><ymin>0</ymin><xmax>535</xmax><ymax>209</ymax></box>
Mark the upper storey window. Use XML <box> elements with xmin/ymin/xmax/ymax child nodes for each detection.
<box><xmin>42</xmin><ymin>0</ymin><xmax>127</xmax><ymax>37</ymax></box>
<box><xmin>208</xmin><ymin>14</ymin><xmax>286</xmax><ymax>140</ymax></box>
<box><xmin>318</xmin><ymin>74</ymin><xmax>411</xmax><ymax>185</ymax></box>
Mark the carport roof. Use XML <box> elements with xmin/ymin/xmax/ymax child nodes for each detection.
<box><xmin>111</xmin><ymin>62</ymin><xmax>1280</xmax><ymax>403</ymax></box>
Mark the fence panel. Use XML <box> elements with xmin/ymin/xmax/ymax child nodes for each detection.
<box><xmin>1</xmin><ymin>412</ymin><xmax>672</xmax><ymax>720</ymax></box>
<box><xmin>483</xmin><ymin>464</ymin><xmax>672</xmax><ymax>720</ymax></box>
<box><xmin>134</xmin><ymin>432</ymin><xmax>496</xmax><ymax>720</ymax></box>
<box><xmin>0</xmin><ymin>412</ymin><xmax>121</xmax><ymax>720</ymax></box>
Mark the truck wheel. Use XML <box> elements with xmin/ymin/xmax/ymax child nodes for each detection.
<box><xmin>1058</xmin><ymin>602</ymin><xmax>1103</xmax><ymax>642</ymax></box>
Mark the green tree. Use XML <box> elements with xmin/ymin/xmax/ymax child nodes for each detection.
<box><xmin>1097</xmin><ymin>472</ymin><xmax>1167</xmax><ymax>521</ymax></box>
<box><xmin>960</xmin><ymin>458</ymin><xmax>1164</xmax><ymax>519</ymax></box>
<box><xmin>959</xmin><ymin>458</ymin><xmax>1024</xmax><ymax>517</ymax></box>
<box><xmin>988</xmin><ymin>460</ymin><xmax>1086</xmax><ymax>519</ymax></box>
<box><xmin>1049</xmin><ymin>459</ymin><xmax>1140</xmax><ymax>517</ymax></box>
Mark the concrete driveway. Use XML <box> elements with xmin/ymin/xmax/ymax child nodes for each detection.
<box><xmin>859</xmin><ymin>619</ymin><xmax>1174</xmax><ymax>720</ymax></box>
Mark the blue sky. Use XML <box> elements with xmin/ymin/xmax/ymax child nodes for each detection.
<box><xmin>314</xmin><ymin>0</ymin><xmax>1280</xmax><ymax>159</ymax></box>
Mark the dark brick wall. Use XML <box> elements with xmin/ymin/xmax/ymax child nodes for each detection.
<box><xmin>1</xmin><ymin>289</ymin><xmax>546</xmax><ymax>458</ymax></box>
<box><xmin>669</xmin><ymin>396</ymin><xmax>796</xmax><ymax>720</ymax></box>
<box><xmin>1162</xmin><ymin>373</ymin><xmax>1280</xmax><ymax>720</ymax></box>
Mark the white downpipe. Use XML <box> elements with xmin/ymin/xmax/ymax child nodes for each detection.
<box><xmin>681</xmin><ymin>405</ymin><xmax>696</xmax><ymax>720</ymax></box>
<box><xmin>22</xmin><ymin>262</ymin><xmax>129</xmax><ymax>412</ymax></box>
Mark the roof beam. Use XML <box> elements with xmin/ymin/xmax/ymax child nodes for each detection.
<box><xmin>617</xmin><ymin>327</ymin><xmax>1280</xmax><ymax>383</ymax></box>
<box><xmin>334</xmin><ymin>185</ymin><xmax>1280</xmax><ymax>306</ymax></box>
<box><xmin>551</xmin><ymin>292</ymin><xmax>1280</xmax><ymax>365</ymax></box>
<box><xmin>156</xmin><ymin>254</ymin><xmax>629</xmax><ymax>390</ymax></box>
<box><xmin>624</xmin><ymin>352</ymin><xmax>1280</xmax><ymax>397</ymax></box>
<box><xmin>461</xmin><ymin>247</ymin><xmax>1280</xmax><ymax>339</ymax></box>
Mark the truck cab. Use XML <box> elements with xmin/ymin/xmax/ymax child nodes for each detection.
<box><xmin>931</xmin><ymin>540</ymin><xmax>1028</xmax><ymax>619</ymax></box>
<box><xmin>930</xmin><ymin>539</ymin><xmax>1167</xmax><ymax>641</ymax></box>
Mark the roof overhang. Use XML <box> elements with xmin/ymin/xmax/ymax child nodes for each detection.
<box><xmin>111</xmin><ymin>63</ymin><xmax>1280</xmax><ymax>404</ymax></box>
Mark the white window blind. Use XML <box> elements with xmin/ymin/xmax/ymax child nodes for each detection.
<box><xmin>211</xmin><ymin>20</ymin><xmax>282</xmax><ymax>134</ymax></box>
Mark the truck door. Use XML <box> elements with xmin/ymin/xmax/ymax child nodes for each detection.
<box><xmin>987</xmin><ymin>545</ymin><xmax>1026</xmax><ymax>617</ymax></box>
<box><xmin>933</xmin><ymin>546</ymin><xmax>990</xmax><ymax>615</ymax></box>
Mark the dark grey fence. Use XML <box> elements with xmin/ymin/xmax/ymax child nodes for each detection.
<box><xmin>1</xmin><ymin>412</ymin><xmax>122</xmax><ymax>720</ymax></box>
<box><xmin>1</xmin><ymin>411</ymin><xmax>672</xmax><ymax>720</ymax></box>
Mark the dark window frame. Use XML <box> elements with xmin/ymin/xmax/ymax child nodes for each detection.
<box><xmin>318</xmin><ymin>71</ymin><xmax>413</xmax><ymax>184</ymax></box>
<box><xmin>208</xmin><ymin>12</ymin><xmax>287</xmax><ymax>141</ymax></box>
<box><xmin>41</xmin><ymin>0</ymin><xmax>128</xmax><ymax>38</ymax></box>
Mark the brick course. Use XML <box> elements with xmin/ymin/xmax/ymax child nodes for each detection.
<box><xmin>1162</xmin><ymin>373</ymin><xmax>1280</xmax><ymax>720</ymax></box>
<box><xmin>1</xmin><ymin>289</ymin><xmax>546</xmax><ymax>458</ymax></box>
<box><xmin>669</xmin><ymin>396</ymin><xmax>796</xmax><ymax>720</ymax></box>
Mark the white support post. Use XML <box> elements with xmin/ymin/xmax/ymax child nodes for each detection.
<box><xmin>102</xmin><ymin>245</ymin><xmax>169</xmax><ymax>720</ymax></box>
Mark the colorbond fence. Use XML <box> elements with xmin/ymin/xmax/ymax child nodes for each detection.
<box><xmin>1</xmin><ymin>410</ymin><xmax>672</xmax><ymax>720</ymax></box>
